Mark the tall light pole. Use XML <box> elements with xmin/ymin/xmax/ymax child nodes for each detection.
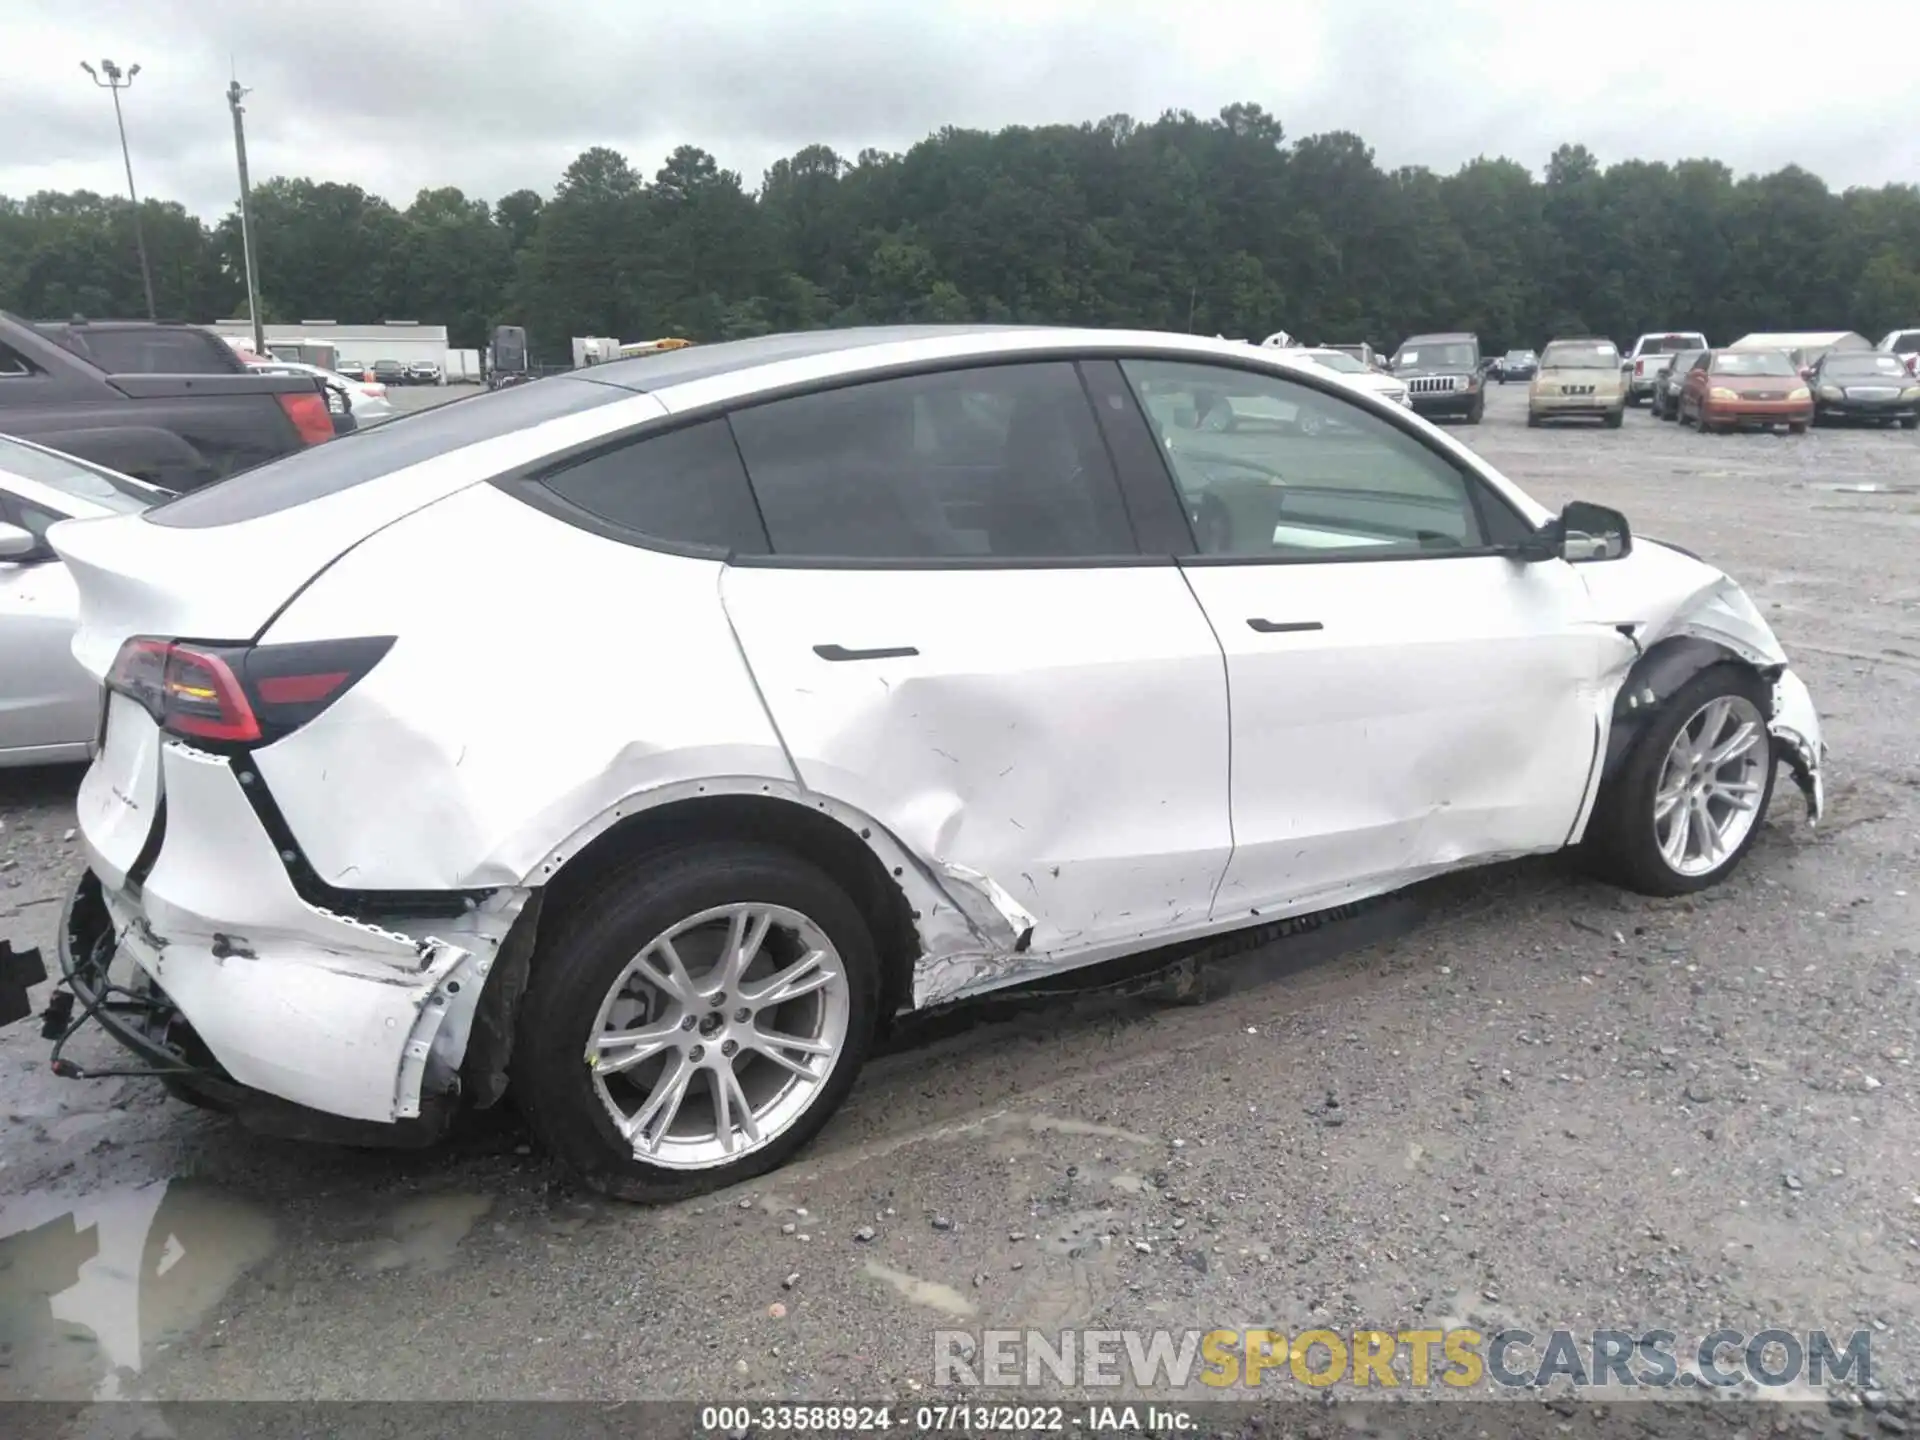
<box><xmin>226</xmin><ymin>77</ymin><xmax>265</xmax><ymax>357</ymax></box>
<box><xmin>80</xmin><ymin>58</ymin><xmax>157</xmax><ymax>320</ymax></box>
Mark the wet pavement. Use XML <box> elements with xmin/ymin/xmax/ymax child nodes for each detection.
<box><xmin>2</xmin><ymin>385</ymin><xmax>1918</xmax><ymax>1409</ymax></box>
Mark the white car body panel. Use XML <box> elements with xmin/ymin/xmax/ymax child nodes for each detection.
<box><xmin>83</xmin><ymin>729</ymin><xmax>524</xmax><ymax>1121</ymax></box>
<box><xmin>43</xmin><ymin>327</ymin><xmax>1827</xmax><ymax>1135</ymax></box>
<box><xmin>253</xmin><ymin>483</ymin><xmax>790</xmax><ymax>891</ymax></box>
<box><xmin>720</xmin><ymin>563</ymin><xmax>1234</xmax><ymax>957</ymax></box>
<box><xmin>1185</xmin><ymin>554</ymin><xmax>1609</xmax><ymax>914</ymax></box>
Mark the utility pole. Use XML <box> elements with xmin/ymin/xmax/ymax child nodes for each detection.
<box><xmin>226</xmin><ymin>75</ymin><xmax>265</xmax><ymax>357</ymax></box>
<box><xmin>80</xmin><ymin>59</ymin><xmax>156</xmax><ymax>320</ymax></box>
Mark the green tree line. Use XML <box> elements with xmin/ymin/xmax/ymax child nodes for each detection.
<box><xmin>4</xmin><ymin>103</ymin><xmax>1918</xmax><ymax>361</ymax></box>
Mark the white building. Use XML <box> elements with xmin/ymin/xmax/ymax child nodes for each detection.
<box><xmin>207</xmin><ymin>319</ymin><xmax>453</xmax><ymax>377</ymax></box>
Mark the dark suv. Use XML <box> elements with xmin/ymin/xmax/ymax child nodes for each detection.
<box><xmin>1390</xmin><ymin>332</ymin><xmax>1484</xmax><ymax>423</ymax></box>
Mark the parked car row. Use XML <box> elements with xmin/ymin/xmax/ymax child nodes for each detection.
<box><xmin>3</xmin><ymin>324</ymin><xmax>1827</xmax><ymax>1204</ymax></box>
<box><xmin>336</xmin><ymin>358</ymin><xmax>442</xmax><ymax>386</ymax></box>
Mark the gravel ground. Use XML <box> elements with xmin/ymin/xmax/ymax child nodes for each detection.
<box><xmin>2</xmin><ymin>383</ymin><xmax>1917</xmax><ymax>1421</ymax></box>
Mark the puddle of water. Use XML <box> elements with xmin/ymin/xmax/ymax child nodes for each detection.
<box><xmin>863</xmin><ymin>1260</ymin><xmax>977</xmax><ymax>1318</ymax></box>
<box><xmin>358</xmin><ymin>1192</ymin><xmax>493</xmax><ymax>1275</ymax></box>
<box><xmin>0</xmin><ymin>1180</ymin><xmax>276</xmax><ymax>1400</ymax></box>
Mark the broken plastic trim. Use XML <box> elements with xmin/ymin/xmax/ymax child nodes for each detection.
<box><xmin>224</xmin><ymin>751</ymin><xmax>490</xmax><ymax>921</ymax></box>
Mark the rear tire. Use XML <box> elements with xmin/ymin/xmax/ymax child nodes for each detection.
<box><xmin>1582</xmin><ymin>665</ymin><xmax>1777</xmax><ymax>897</ymax></box>
<box><xmin>1788</xmin><ymin>422</ymin><xmax>1807</xmax><ymax>435</ymax></box>
<box><xmin>515</xmin><ymin>842</ymin><xmax>880</xmax><ymax>1201</ymax></box>
<box><xmin>1902</xmin><ymin>416</ymin><xmax>1918</xmax><ymax>430</ymax></box>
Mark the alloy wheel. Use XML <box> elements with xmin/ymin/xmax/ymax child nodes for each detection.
<box><xmin>1652</xmin><ymin>694</ymin><xmax>1769</xmax><ymax>877</ymax></box>
<box><xmin>585</xmin><ymin>902</ymin><xmax>851</xmax><ymax>1169</ymax></box>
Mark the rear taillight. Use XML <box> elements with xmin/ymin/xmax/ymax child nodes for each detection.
<box><xmin>108</xmin><ymin>636</ymin><xmax>394</xmax><ymax>748</ymax></box>
<box><xmin>1635</xmin><ymin>360</ymin><xmax>1645</xmax><ymax>375</ymax></box>
<box><xmin>277</xmin><ymin>390</ymin><xmax>335</xmax><ymax>446</ymax></box>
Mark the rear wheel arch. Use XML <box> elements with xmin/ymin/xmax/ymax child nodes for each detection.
<box><xmin>530</xmin><ymin>791</ymin><xmax>923</xmax><ymax>1025</ymax></box>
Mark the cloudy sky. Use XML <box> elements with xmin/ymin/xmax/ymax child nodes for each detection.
<box><xmin>5</xmin><ymin>0</ymin><xmax>1915</xmax><ymax>218</ymax></box>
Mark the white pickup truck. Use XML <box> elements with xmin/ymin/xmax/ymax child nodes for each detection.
<box><xmin>1625</xmin><ymin>331</ymin><xmax>1710</xmax><ymax>404</ymax></box>
<box><xmin>1878</xmin><ymin>327</ymin><xmax>1920</xmax><ymax>377</ymax></box>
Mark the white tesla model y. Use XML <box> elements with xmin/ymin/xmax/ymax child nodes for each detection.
<box><xmin>30</xmin><ymin>326</ymin><xmax>1823</xmax><ymax>1199</ymax></box>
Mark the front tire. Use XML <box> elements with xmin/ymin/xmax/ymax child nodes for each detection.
<box><xmin>1466</xmin><ymin>395</ymin><xmax>1484</xmax><ymax>424</ymax></box>
<box><xmin>1901</xmin><ymin>415</ymin><xmax>1918</xmax><ymax>430</ymax></box>
<box><xmin>1604</xmin><ymin>409</ymin><xmax>1624</xmax><ymax>429</ymax></box>
<box><xmin>1583</xmin><ymin>665</ymin><xmax>1777</xmax><ymax>897</ymax></box>
<box><xmin>515</xmin><ymin>843</ymin><xmax>880</xmax><ymax>1201</ymax></box>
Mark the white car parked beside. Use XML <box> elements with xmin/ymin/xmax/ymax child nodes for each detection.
<box><xmin>30</xmin><ymin>326</ymin><xmax>1825</xmax><ymax>1200</ymax></box>
<box><xmin>0</xmin><ymin>433</ymin><xmax>171</xmax><ymax>766</ymax></box>
<box><xmin>1279</xmin><ymin>346</ymin><xmax>1412</xmax><ymax>408</ymax></box>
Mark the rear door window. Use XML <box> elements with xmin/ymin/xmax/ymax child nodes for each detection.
<box><xmin>727</xmin><ymin>362</ymin><xmax>1138</xmax><ymax>561</ymax></box>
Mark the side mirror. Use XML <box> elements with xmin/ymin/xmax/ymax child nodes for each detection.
<box><xmin>0</xmin><ymin>521</ymin><xmax>49</xmax><ymax>563</ymax></box>
<box><xmin>1512</xmin><ymin>501</ymin><xmax>1632</xmax><ymax>564</ymax></box>
<box><xmin>1559</xmin><ymin>500</ymin><xmax>1632</xmax><ymax>561</ymax></box>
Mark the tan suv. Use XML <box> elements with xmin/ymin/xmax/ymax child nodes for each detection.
<box><xmin>1528</xmin><ymin>338</ymin><xmax>1627</xmax><ymax>428</ymax></box>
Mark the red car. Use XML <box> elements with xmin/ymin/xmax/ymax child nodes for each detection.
<box><xmin>1677</xmin><ymin>350</ymin><xmax>1814</xmax><ymax>434</ymax></box>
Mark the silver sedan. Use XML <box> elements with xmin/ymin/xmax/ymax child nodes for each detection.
<box><xmin>0</xmin><ymin>433</ymin><xmax>171</xmax><ymax>766</ymax></box>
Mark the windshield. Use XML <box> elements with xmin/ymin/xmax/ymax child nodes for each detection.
<box><xmin>1305</xmin><ymin>351</ymin><xmax>1368</xmax><ymax>374</ymax></box>
<box><xmin>1394</xmin><ymin>342</ymin><xmax>1475</xmax><ymax>369</ymax></box>
<box><xmin>1503</xmin><ymin>351</ymin><xmax>1536</xmax><ymax>363</ymax></box>
<box><xmin>0</xmin><ymin>434</ymin><xmax>166</xmax><ymax>511</ymax></box>
<box><xmin>1541</xmin><ymin>342</ymin><xmax>1620</xmax><ymax>370</ymax></box>
<box><xmin>1713</xmin><ymin>351</ymin><xmax>1798</xmax><ymax>377</ymax></box>
<box><xmin>1826</xmin><ymin>354</ymin><xmax>1908</xmax><ymax>378</ymax></box>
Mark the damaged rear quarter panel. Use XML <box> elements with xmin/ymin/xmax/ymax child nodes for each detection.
<box><xmin>251</xmin><ymin>483</ymin><xmax>798</xmax><ymax>891</ymax></box>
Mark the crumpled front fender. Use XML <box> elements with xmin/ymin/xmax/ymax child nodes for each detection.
<box><xmin>1770</xmin><ymin>668</ymin><xmax>1825</xmax><ymax>823</ymax></box>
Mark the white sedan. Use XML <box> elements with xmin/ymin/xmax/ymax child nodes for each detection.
<box><xmin>247</xmin><ymin>359</ymin><xmax>396</xmax><ymax>426</ymax></box>
<box><xmin>32</xmin><ymin>327</ymin><xmax>1824</xmax><ymax>1201</ymax></box>
<box><xmin>0</xmin><ymin>434</ymin><xmax>170</xmax><ymax>766</ymax></box>
<box><xmin>1281</xmin><ymin>346</ymin><xmax>1412</xmax><ymax>407</ymax></box>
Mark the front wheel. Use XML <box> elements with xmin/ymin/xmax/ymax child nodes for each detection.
<box><xmin>1582</xmin><ymin>665</ymin><xmax>1777</xmax><ymax>897</ymax></box>
<box><xmin>1902</xmin><ymin>416</ymin><xmax>1918</xmax><ymax>430</ymax></box>
<box><xmin>1466</xmin><ymin>395</ymin><xmax>1484</xmax><ymax>424</ymax></box>
<box><xmin>1604</xmin><ymin>409</ymin><xmax>1624</xmax><ymax>429</ymax></box>
<box><xmin>515</xmin><ymin>843</ymin><xmax>880</xmax><ymax>1201</ymax></box>
<box><xmin>1788</xmin><ymin>422</ymin><xmax>1808</xmax><ymax>435</ymax></box>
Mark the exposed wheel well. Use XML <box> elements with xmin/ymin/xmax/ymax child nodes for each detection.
<box><xmin>533</xmin><ymin>794</ymin><xmax>922</xmax><ymax>1023</ymax></box>
<box><xmin>1599</xmin><ymin>635</ymin><xmax>1775</xmax><ymax>789</ymax></box>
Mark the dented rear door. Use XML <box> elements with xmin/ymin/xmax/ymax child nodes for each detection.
<box><xmin>719</xmin><ymin>359</ymin><xmax>1233</xmax><ymax>961</ymax></box>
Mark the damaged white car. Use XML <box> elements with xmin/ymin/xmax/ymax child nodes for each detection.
<box><xmin>24</xmin><ymin>326</ymin><xmax>1824</xmax><ymax>1200</ymax></box>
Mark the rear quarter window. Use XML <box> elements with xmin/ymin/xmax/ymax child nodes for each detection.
<box><xmin>147</xmin><ymin>376</ymin><xmax>628</xmax><ymax>528</ymax></box>
<box><xmin>529</xmin><ymin>418</ymin><xmax>769</xmax><ymax>554</ymax></box>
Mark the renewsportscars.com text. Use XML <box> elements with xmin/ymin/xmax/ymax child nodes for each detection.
<box><xmin>933</xmin><ymin>1327</ymin><xmax>1873</xmax><ymax>1390</ymax></box>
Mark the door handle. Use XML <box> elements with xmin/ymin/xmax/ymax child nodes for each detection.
<box><xmin>812</xmin><ymin>643</ymin><xmax>920</xmax><ymax>662</ymax></box>
<box><xmin>1246</xmin><ymin>619</ymin><xmax>1324</xmax><ymax>634</ymax></box>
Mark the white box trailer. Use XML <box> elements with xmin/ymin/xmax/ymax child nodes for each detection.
<box><xmin>572</xmin><ymin>336</ymin><xmax>621</xmax><ymax>368</ymax></box>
